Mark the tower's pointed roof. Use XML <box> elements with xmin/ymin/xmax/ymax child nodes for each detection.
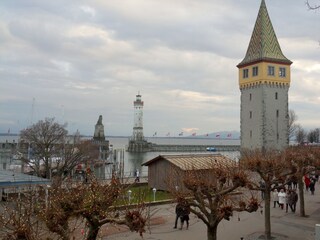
<box><xmin>237</xmin><ymin>0</ymin><xmax>292</xmax><ymax>67</ymax></box>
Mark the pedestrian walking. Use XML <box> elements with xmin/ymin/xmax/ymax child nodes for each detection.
<box><xmin>180</xmin><ymin>201</ymin><xmax>190</xmax><ymax>230</ymax></box>
<box><xmin>285</xmin><ymin>189</ymin><xmax>290</xmax><ymax>213</ymax></box>
<box><xmin>278</xmin><ymin>189</ymin><xmax>286</xmax><ymax>210</ymax></box>
<box><xmin>259</xmin><ymin>181</ymin><xmax>266</xmax><ymax>200</ymax></box>
<box><xmin>304</xmin><ymin>175</ymin><xmax>311</xmax><ymax>192</ymax></box>
<box><xmin>135</xmin><ymin>169</ymin><xmax>140</xmax><ymax>182</ymax></box>
<box><xmin>310</xmin><ymin>179</ymin><xmax>316</xmax><ymax>195</ymax></box>
<box><xmin>272</xmin><ymin>189</ymin><xmax>279</xmax><ymax>208</ymax></box>
<box><xmin>173</xmin><ymin>199</ymin><xmax>184</xmax><ymax>229</ymax></box>
<box><xmin>288</xmin><ymin>189</ymin><xmax>298</xmax><ymax>212</ymax></box>
<box><xmin>292</xmin><ymin>176</ymin><xmax>298</xmax><ymax>189</ymax></box>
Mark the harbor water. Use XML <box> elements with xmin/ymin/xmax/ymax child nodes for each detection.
<box><xmin>101</xmin><ymin>136</ymin><xmax>240</xmax><ymax>179</ymax></box>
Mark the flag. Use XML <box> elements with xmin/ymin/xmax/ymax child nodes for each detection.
<box><xmin>192</xmin><ymin>132</ymin><xmax>196</xmax><ymax>136</ymax></box>
<box><xmin>215</xmin><ymin>134</ymin><xmax>220</xmax><ymax>138</ymax></box>
<box><xmin>179</xmin><ymin>132</ymin><xmax>183</xmax><ymax>136</ymax></box>
<box><xmin>227</xmin><ymin>133</ymin><xmax>232</xmax><ymax>138</ymax></box>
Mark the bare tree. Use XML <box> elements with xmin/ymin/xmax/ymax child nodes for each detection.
<box><xmin>288</xmin><ymin>109</ymin><xmax>299</xmax><ymax>140</ymax></box>
<box><xmin>241</xmin><ymin>149</ymin><xmax>295</xmax><ymax>240</ymax></box>
<box><xmin>52</xmin><ymin>140</ymin><xmax>99</xmax><ymax>185</ymax></box>
<box><xmin>307</xmin><ymin>128</ymin><xmax>320</xmax><ymax>143</ymax></box>
<box><xmin>20</xmin><ymin>118</ymin><xmax>68</xmax><ymax>179</ymax></box>
<box><xmin>19</xmin><ymin>118</ymin><xmax>99</xmax><ymax>182</ymax></box>
<box><xmin>295</xmin><ymin>125</ymin><xmax>306</xmax><ymax>145</ymax></box>
<box><xmin>168</xmin><ymin>160</ymin><xmax>259</xmax><ymax>240</ymax></box>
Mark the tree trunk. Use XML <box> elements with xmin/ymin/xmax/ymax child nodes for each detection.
<box><xmin>264</xmin><ymin>188</ymin><xmax>272</xmax><ymax>239</ymax></box>
<box><xmin>207</xmin><ymin>224</ymin><xmax>218</xmax><ymax>240</ymax></box>
<box><xmin>59</xmin><ymin>223</ymin><xmax>70</xmax><ymax>240</ymax></box>
<box><xmin>86</xmin><ymin>223</ymin><xmax>100</xmax><ymax>240</ymax></box>
<box><xmin>298</xmin><ymin>178</ymin><xmax>306</xmax><ymax>217</ymax></box>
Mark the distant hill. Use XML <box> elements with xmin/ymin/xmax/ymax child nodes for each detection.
<box><xmin>189</xmin><ymin>131</ymin><xmax>240</xmax><ymax>139</ymax></box>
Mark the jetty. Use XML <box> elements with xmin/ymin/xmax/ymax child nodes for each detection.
<box><xmin>149</xmin><ymin>144</ymin><xmax>240</xmax><ymax>152</ymax></box>
<box><xmin>127</xmin><ymin>143</ymin><xmax>240</xmax><ymax>152</ymax></box>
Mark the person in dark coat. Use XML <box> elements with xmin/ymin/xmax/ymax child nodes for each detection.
<box><xmin>180</xmin><ymin>201</ymin><xmax>190</xmax><ymax>230</ymax></box>
<box><xmin>292</xmin><ymin>176</ymin><xmax>298</xmax><ymax>189</ymax></box>
<box><xmin>174</xmin><ymin>199</ymin><xmax>184</xmax><ymax>229</ymax></box>
<box><xmin>309</xmin><ymin>179</ymin><xmax>316</xmax><ymax>195</ymax></box>
<box><xmin>288</xmin><ymin>189</ymin><xmax>298</xmax><ymax>212</ymax></box>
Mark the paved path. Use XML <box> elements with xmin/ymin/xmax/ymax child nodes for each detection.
<box><xmin>104</xmin><ymin>190</ymin><xmax>320</xmax><ymax>240</ymax></box>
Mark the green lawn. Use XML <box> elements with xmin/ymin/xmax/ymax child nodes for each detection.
<box><xmin>121</xmin><ymin>185</ymin><xmax>173</xmax><ymax>204</ymax></box>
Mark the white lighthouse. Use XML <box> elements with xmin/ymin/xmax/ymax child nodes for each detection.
<box><xmin>132</xmin><ymin>93</ymin><xmax>144</xmax><ymax>141</ymax></box>
<box><xmin>128</xmin><ymin>93</ymin><xmax>150</xmax><ymax>152</ymax></box>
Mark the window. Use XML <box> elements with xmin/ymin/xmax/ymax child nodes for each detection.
<box><xmin>279</xmin><ymin>67</ymin><xmax>286</xmax><ymax>77</ymax></box>
<box><xmin>249</xmin><ymin>93</ymin><xmax>252</xmax><ymax>101</ymax></box>
<box><xmin>243</xmin><ymin>69</ymin><xmax>249</xmax><ymax>78</ymax></box>
<box><xmin>276</xmin><ymin>110</ymin><xmax>279</xmax><ymax>118</ymax></box>
<box><xmin>275</xmin><ymin>92</ymin><xmax>278</xmax><ymax>100</ymax></box>
<box><xmin>250</xmin><ymin>130</ymin><xmax>252</xmax><ymax>138</ymax></box>
<box><xmin>252</xmin><ymin>66</ymin><xmax>258</xmax><ymax>76</ymax></box>
<box><xmin>250</xmin><ymin>111</ymin><xmax>252</xmax><ymax>119</ymax></box>
<box><xmin>268</xmin><ymin>66</ymin><xmax>275</xmax><ymax>76</ymax></box>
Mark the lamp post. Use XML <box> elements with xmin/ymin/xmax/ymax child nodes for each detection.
<box><xmin>152</xmin><ymin>188</ymin><xmax>157</xmax><ymax>202</ymax></box>
<box><xmin>128</xmin><ymin>190</ymin><xmax>132</xmax><ymax>204</ymax></box>
<box><xmin>45</xmin><ymin>185</ymin><xmax>50</xmax><ymax>209</ymax></box>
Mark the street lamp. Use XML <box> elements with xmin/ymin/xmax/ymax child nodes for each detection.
<box><xmin>152</xmin><ymin>188</ymin><xmax>157</xmax><ymax>202</ymax></box>
<box><xmin>45</xmin><ymin>185</ymin><xmax>51</xmax><ymax>209</ymax></box>
<box><xmin>128</xmin><ymin>190</ymin><xmax>132</xmax><ymax>203</ymax></box>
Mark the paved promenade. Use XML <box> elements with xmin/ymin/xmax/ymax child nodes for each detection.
<box><xmin>104</xmin><ymin>189</ymin><xmax>320</xmax><ymax>240</ymax></box>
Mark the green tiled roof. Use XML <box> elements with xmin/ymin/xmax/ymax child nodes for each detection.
<box><xmin>237</xmin><ymin>0</ymin><xmax>292</xmax><ymax>67</ymax></box>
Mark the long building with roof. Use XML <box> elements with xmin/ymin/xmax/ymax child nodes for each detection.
<box><xmin>142</xmin><ymin>154</ymin><xmax>236</xmax><ymax>191</ymax></box>
<box><xmin>237</xmin><ymin>0</ymin><xmax>292</xmax><ymax>151</ymax></box>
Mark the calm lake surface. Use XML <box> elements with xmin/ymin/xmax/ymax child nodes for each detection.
<box><xmin>0</xmin><ymin>134</ymin><xmax>240</xmax><ymax>179</ymax></box>
<box><xmin>100</xmin><ymin>136</ymin><xmax>240</xmax><ymax>179</ymax></box>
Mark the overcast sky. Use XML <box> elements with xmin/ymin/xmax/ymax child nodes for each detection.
<box><xmin>0</xmin><ymin>0</ymin><xmax>319</xmax><ymax>137</ymax></box>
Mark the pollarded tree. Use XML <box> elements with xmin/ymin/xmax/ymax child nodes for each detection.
<box><xmin>240</xmin><ymin>149</ymin><xmax>296</xmax><ymax>240</ymax></box>
<box><xmin>40</xmin><ymin>175</ymin><xmax>146</xmax><ymax>240</ymax></box>
<box><xmin>168</xmin><ymin>158</ymin><xmax>259</xmax><ymax>240</ymax></box>
<box><xmin>285</xmin><ymin>146</ymin><xmax>320</xmax><ymax>217</ymax></box>
<box><xmin>0</xmin><ymin>188</ymin><xmax>54</xmax><ymax>240</ymax></box>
